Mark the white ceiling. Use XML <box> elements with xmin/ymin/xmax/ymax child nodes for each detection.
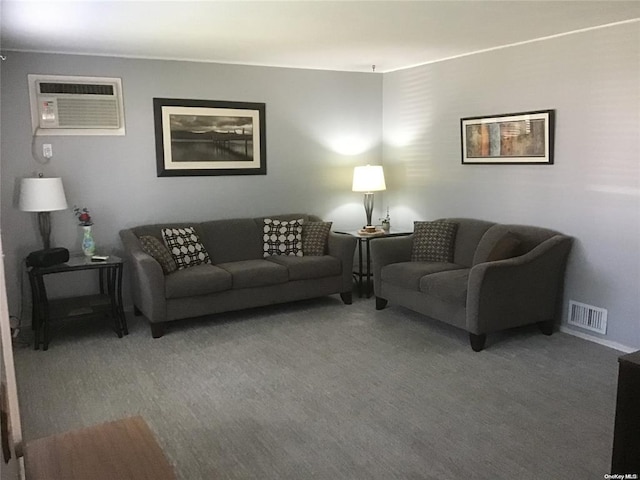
<box><xmin>2</xmin><ymin>1</ymin><xmax>639</xmax><ymax>73</ymax></box>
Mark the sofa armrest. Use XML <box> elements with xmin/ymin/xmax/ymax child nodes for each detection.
<box><xmin>370</xmin><ymin>235</ymin><xmax>414</xmax><ymax>296</ymax></box>
<box><xmin>119</xmin><ymin>229</ymin><xmax>167</xmax><ymax>323</ymax></box>
<box><xmin>466</xmin><ymin>234</ymin><xmax>573</xmax><ymax>335</ymax></box>
<box><xmin>328</xmin><ymin>232</ymin><xmax>357</xmax><ymax>292</ymax></box>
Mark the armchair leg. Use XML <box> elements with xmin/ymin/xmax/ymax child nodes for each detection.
<box><xmin>150</xmin><ymin>322</ymin><xmax>166</xmax><ymax>339</ymax></box>
<box><xmin>538</xmin><ymin>319</ymin><xmax>554</xmax><ymax>336</ymax></box>
<box><xmin>376</xmin><ymin>297</ymin><xmax>388</xmax><ymax>310</ymax></box>
<box><xmin>340</xmin><ymin>292</ymin><xmax>352</xmax><ymax>305</ymax></box>
<box><xmin>469</xmin><ymin>333</ymin><xmax>487</xmax><ymax>352</ymax></box>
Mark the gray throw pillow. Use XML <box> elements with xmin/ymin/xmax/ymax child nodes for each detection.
<box><xmin>139</xmin><ymin>235</ymin><xmax>178</xmax><ymax>274</ymax></box>
<box><xmin>411</xmin><ymin>221</ymin><xmax>458</xmax><ymax>263</ymax></box>
<box><xmin>302</xmin><ymin>221</ymin><xmax>332</xmax><ymax>256</ymax></box>
<box><xmin>161</xmin><ymin>227</ymin><xmax>211</xmax><ymax>269</ymax></box>
<box><xmin>486</xmin><ymin>231</ymin><xmax>522</xmax><ymax>262</ymax></box>
<box><xmin>263</xmin><ymin>218</ymin><xmax>304</xmax><ymax>257</ymax></box>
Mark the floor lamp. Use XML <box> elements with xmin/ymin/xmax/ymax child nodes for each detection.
<box><xmin>19</xmin><ymin>177</ymin><xmax>68</xmax><ymax>251</ymax></box>
<box><xmin>352</xmin><ymin>165</ymin><xmax>386</xmax><ymax>228</ymax></box>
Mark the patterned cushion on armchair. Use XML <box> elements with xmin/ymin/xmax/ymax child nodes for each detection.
<box><xmin>411</xmin><ymin>221</ymin><xmax>458</xmax><ymax>263</ymax></box>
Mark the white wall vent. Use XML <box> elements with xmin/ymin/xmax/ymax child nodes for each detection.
<box><xmin>568</xmin><ymin>300</ymin><xmax>608</xmax><ymax>334</ymax></box>
<box><xmin>28</xmin><ymin>74</ymin><xmax>125</xmax><ymax>136</ymax></box>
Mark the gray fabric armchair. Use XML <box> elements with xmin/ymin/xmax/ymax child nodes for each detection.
<box><xmin>371</xmin><ymin>218</ymin><xmax>573</xmax><ymax>351</ymax></box>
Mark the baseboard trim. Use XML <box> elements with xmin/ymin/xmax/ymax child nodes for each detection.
<box><xmin>560</xmin><ymin>326</ymin><xmax>636</xmax><ymax>353</ymax></box>
<box><xmin>120</xmin><ymin>304</ymin><xmax>638</xmax><ymax>353</ymax></box>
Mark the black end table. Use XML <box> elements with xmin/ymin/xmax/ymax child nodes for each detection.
<box><xmin>28</xmin><ymin>255</ymin><xmax>128</xmax><ymax>350</ymax></box>
<box><xmin>337</xmin><ymin>230</ymin><xmax>412</xmax><ymax>298</ymax></box>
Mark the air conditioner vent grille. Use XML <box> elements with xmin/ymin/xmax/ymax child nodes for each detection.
<box><xmin>57</xmin><ymin>98</ymin><xmax>120</xmax><ymax>128</ymax></box>
<box><xmin>39</xmin><ymin>82</ymin><xmax>114</xmax><ymax>96</ymax></box>
<box><xmin>568</xmin><ymin>301</ymin><xmax>607</xmax><ymax>334</ymax></box>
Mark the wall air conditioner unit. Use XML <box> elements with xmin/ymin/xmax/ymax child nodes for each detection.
<box><xmin>28</xmin><ymin>74</ymin><xmax>125</xmax><ymax>136</ymax></box>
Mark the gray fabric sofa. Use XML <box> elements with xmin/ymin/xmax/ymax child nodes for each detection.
<box><xmin>371</xmin><ymin>218</ymin><xmax>573</xmax><ymax>351</ymax></box>
<box><xmin>120</xmin><ymin>214</ymin><xmax>356</xmax><ymax>338</ymax></box>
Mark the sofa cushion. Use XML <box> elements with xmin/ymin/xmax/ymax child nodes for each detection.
<box><xmin>162</xmin><ymin>227</ymin><xmax>211</xmax><ymax>269</ymax></box>
<box><xmin>440</xmin><ymin>218</ymin><xmax>495</xmax><ymax>267</ymax></box>
<box><xmin>381</xmin><ymin>261</ymin><xmax>465</xmax><ymax>291</ymax></box>
<box><xmin>254</xmin><ymin>213</ymin><xmax>313</xmax><ymax>225</ymax></box>
<box><xmin>199</xmin><ymin>218</ymin><xmax>262</xmax><ymax>264</ymax></box>
<box><xmin>139</xmin><ymin>235</ymin><xmax>177</xmax><ymax>274</ymax></box>
<box><xmin>165</xmin><ymin>264</ymin><xmax>232</xmax><ymax>299</ymax></box>
<box><xmin>302</xmin><ymin>222</ymin><xmax>332</xmax><ymax>256</ymax></box>
<box><xmin>263</xmin><ymin>218</ymin><xmax>303</xmax><ymax>257</ymax></box>
<box><xmin>411</xmin><ymin>221</ymin><xmax>458</xmax><ymax>262</ymax></box>
<box><xmin>473</xmin><ymin>224</ymin><xmax>559</xmax><ymax>265</ymax></box>
<box><xmin>419</xmin><ymin>269</ymin><xmax>470</xmax><ymax>307</ymax></box>
<box><xmin>266</xmin><ymin>255</ymin><xmax>341</xmax><ymax>281</ymax></box>
<box><xmin>485</xmin><ymin>232</ymin><xmax>522</xmax><ymax>262</ymax></box>
<box><xmin>132</xmin><ymin>223</ymin><xmax>197</xmax><ymax>242</ymax></box>
<box><xmin>218</xmin><ymin>260</ymin><xmax>289</xmax><ymax>288</ymax></box>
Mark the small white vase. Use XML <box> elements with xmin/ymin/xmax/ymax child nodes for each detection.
<box><xmin>82</xmin><ymin>225</ymin><xmax>96</xmax><ymax>257</ymax></box>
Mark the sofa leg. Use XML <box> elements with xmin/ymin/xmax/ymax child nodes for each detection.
<box><xmin>538</xmin><ymin>319</ymin><xmax>554</xmax><ymax>336</ymax></box>
<box><xmin>133</xmin><ymin>306</ymin><xmax>143</xmax><ymax>316</ymax></box>
<box><xmin>150</xmin><ymin>322</ymin><xmax>165</xmax><ymax>339</ymax></box>
<box><xmin>340</xmin><ymin>292</ymin><xmax>352</xmax><ymax>305</ymax></box>
<box><xmin>375</xmin><ymin>297</ymin><xmax>388</xmax><ymax>310</ymax></box>
<box><xmin>469</xmin><ymin>333</ymin><xmax>486</xmax><ymax>352</ymax></box>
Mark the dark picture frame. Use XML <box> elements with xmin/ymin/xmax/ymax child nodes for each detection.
<box><xmin>153</xmin><ymin>98</ymin><xmax>266</xmax><ymax>176</ymax></box>
<box><xmin>460</xmin><ymin>109</ymin><xmax>554</xmax><ymax>165</ymax></box>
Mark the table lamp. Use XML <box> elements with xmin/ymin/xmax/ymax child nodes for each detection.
<box><xmin>19</xmin><ymin>176</ymin><xmax>68</xmax><ymax>250</ymax></box>
<box><xmin>352</xmin><ymin>165</ymin><xmax>386</xmax><ymax>227</ymax></box>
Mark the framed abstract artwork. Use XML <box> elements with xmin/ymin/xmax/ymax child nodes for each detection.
<box><xmin>460</xmin><ymin>110</ymin><xmax>554</xmax><ymax>164</ymax></box>
<box><xmin>153</xmin><ymin>98</ymin><xmax>266</xmax><ymax>176</ymax></box>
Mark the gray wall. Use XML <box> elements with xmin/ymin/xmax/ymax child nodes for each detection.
<box><xmin>1</xmin><ymin>53</ymin><xmax>383</xmax><ymax>313</ymax></box>
<box><xmin>2</xmin><ymin>23</ymin><xmax>638</xmax><ymax>351</ymax></box>
<box><xmin>383</xmin><ymin>22</ymin><xmax>640</xmax><ymax>350</ymax></box>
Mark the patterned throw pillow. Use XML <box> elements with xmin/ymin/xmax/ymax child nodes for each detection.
<box><xmin>139</xmin><ymin>235</ymin><xmax>178</xmax><ymax>274</ymax></box>
<box><xmin>161</xmin><ymin>227</ymin><xmax>211</xmax><ymax>269</ymax></box>
<box><xmin>263</xmin><ymin>218</ymin><xmax>304</xmax><ymax>257</ymax></box>
<box><xmin>411</xmin><ymin>221</ymin><xmax>458</xmax><ymax>263</ymax></box>
<box><xmin>302</xmin><ymin>222</ymin><xmax>332</xmax><ymax>256</ymax></box>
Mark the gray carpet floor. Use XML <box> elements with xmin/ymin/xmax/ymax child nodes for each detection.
<box><xmin>13</xmin><ymin>294</ymin><xmax>622</xmax><ymax>480</ymax></box>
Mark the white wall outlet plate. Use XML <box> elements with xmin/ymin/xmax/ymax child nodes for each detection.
<box><xmin>43</xmin><ymin>144</ymin><xmax>53</xmax><ymax>158</ymax></box>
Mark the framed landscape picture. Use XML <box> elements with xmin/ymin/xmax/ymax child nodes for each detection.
<box><xmin>460</xmin><ymin>110</ymin><xmax>554</xmax><ymax>165</ymax></box>
<box><xmin>153</xmin><ymin>98</ymin><xmax>266</xmax><ymax>176</ymax></box>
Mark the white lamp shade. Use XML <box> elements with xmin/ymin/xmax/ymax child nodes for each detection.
<box><xmin>19</xmin><ymin>177</ymin><xmax>68</xmax><ymax>212</ymax></box>
<box><xmin>352</xmin><ymin>165</ymin><xmax>386</xmax><ymax>192</ymax></box>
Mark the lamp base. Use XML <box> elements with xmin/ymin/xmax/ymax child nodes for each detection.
<box><xmin>37</xmin><ymin>211</ymin><xmax>52</xmax><ymax>250</ymax></box>
<box><xmin>363</xmin><ymin>192</ymin><xmax>374</xmax><ymax>227</ymax></box>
